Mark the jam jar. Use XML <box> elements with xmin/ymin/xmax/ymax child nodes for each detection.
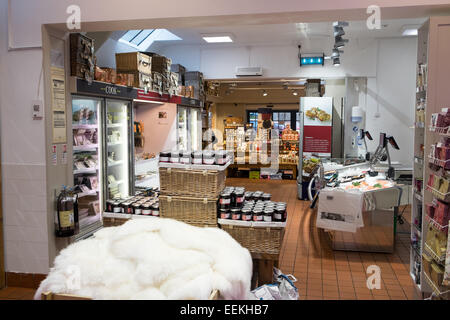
<box><xmin>219</xmin><ymin>209</ymin><xmax>231</xmax><ymax>219</ymax></box>
<box><xmin>192</xmin><ymin>151</ymin><xmax>203</xmax><ymax>164</ymax></box>
<box><xmin>234</xmin><ymin>190</ymin><xmax>245</xmax><ymax>208</ymax></box>
<box><xmin>106</xmin><ymin>200</ymin><xmax>115</xmax><ymax>212</ymax></box>
<box><xmin>170</xmin><ymin>151</ymin><xmax>180</xmax><ymax>163</ymax></box>
<box><xmin>262</xmin><ymin>193</ymin><xmax>271</xmax><ymax>201</ymax></box>
<box><xmin>263</xmin><ymin>208</ymin><xmax>273</xmax><ymax>222</ymax></box>
<box><xmin>141</xmin><ymin>203</ymin><xmax>152</xmax><ymax>215</ymax></box>
<box><xmin>277</xmin><ymin>205</ymin><xmax>287</xmax><ymax>222</ymax></box>
<box><xmin>159</xmin><ymin>151</ymin><xmax>170</xmax><ymax>163</ymax></box>
<box><xmin>180</xmin><ymin>151</ymin><xmax>191</xmax><ymax>164</ymax></box>
<box><xmin>203</xmin><ymin>150</ymin><xmax>215</xmax><ymax>165</ymax></box>
<box><xmin>231</xmin><ymin>208</ymin><xmax>241</xmax><ymax>220</ymax></box>
<box><xmin>122</xmin><ymin>202</ymin><xmax>133</xmax><ymax>214</ymax></box>
<box><xmin>219</xmin><ymin>192</ymin><xmax>231</xmax><ymax>209</ymax></box>
<box><xmin>252</xmin><ymin>208</ymin><xmax>263</xmax><ymax>221</ymax></box>
<box><xmin>151</xmin><ymin>203</ymin><xmax>160</xmax><ymax>217</ymax></box>
<box><xmin>132</xmin><ymin>203</ymin><xmax>142</xmax><ymax>215</ymax></box>
<box><xmin>113</xmin><ymin>201</ymin><xmax>123</xmax><ymax>213</ymax></box>
<box><xmin>241</xmin><ymin>208</ymin><xmax>252</xmax><ymax>221</ymax></box>
<box><xmin>215</xmin><ymin>150</ymin><xmax>228</xmax><ymax>165</ymax></box>
<box><xmin>253</xmin><ymin>192</ymin><xmax>262</xmax><ymax>201</ymax></box>
<box><xmin>244</xmin><ymin>191</ymin><xmax>253</xmax><ymax>201</ymax></box>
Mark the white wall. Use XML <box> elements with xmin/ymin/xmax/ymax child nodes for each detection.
<box><xmin>154</xmin><ymin>38</ymin><xmax>377</xmax><ymax>78</ymax></box>
<box><xmin>0</xmin><ymin>0</ymin><xmax>50</xmax><ymax>274</ymax></box>
<box><xmin>365</xmin><ymin>38</ymin><xmax>417</xmax><ymax>167</ymax></box>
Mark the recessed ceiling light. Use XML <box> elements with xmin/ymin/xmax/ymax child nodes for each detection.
<box><xmin>402</xmin><ymin>28</ymin><xmax>418</xmax><ymax>36</ymax></box>
<box><xmin>202</xmin><ymin>34</ymin><xmax>234</xmax><ymax>43</ymax></box>
<box><xmin>293</xmin><ymin>91</ymin><xmax>298</xmax><ymax>96</ymax></box>
<box><xmin>400</xmin><ymin>25</ymin><xmax>420</xmax><ymax>37</ymax></box>
<box><xmin>262</xmin><ymin>90</ymin><xmax>268</xmax><ymax>97</ymax></box>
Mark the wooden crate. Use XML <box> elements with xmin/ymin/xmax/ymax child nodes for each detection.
<box><xmin>116</xmin><ymin>71</ymin><xmax>152</xmax><ymax>89</ymax></box>
<box><xmin>115</xmin><ymin>52</ymin><xmax>152</xmax><ymax>75</ymax></box>
<box><xmin>159</xmin><ymin>195</ymin><xmax>218</xmax><ymax>227</ymax></box>
<box><xmin>70</xmin><ymin>33</ymin><xmax>95</xmax><ymax>79</ymax></box>
<box><xmin>159</xmin><ymin>167</ymin><xmax>226</xmax><ymax>198</ymax></box>
<box><xmin>220</xmin><ymin>225</ymin><xmax>285</xmax><ymax>255</ymax></box>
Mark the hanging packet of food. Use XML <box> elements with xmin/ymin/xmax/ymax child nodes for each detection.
<box><xmin>443</xmin><ymin>222</ymin><xmax>450</xmax><ymax>286</ymax></box>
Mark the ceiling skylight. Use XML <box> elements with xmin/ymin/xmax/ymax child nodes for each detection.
<box><xmin>119</xmin><ymin>29</ymin><xmax>182</xmax><ymax>50</ymax></box>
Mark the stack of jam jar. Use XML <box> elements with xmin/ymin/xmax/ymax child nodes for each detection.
<box><xmin>159</xmin><ymin>149</ymin><xmax>230</xmax><ymax>166</ymax></box>
<box><xmin>218</xmin><ymin>187</ymin><xmax>287</xmax><ymax>222</ymax></box>
<box><xmin>106</xmin><ymin>190</ymin><xmax>160</xmax><ymax>217</ymax></box>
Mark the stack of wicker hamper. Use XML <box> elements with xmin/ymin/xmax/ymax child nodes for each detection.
<box><xmin>158</xmin><ymin>164</ymin><xmax>227</xmax><ymax>228</ymax></box>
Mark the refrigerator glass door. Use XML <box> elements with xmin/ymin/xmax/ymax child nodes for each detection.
<box><xmin>105</xmin><ymin>99</ymin><xmax>132</xmax><ymax>202</ymax></box>
<box><xmin>178</xmin><ymin>106</ymin><xmax>188</xmax><ymax>150</ymax></box>
<box><xmin>71</xmin><ymin>95</ymin><xmax>103</xmax><ymax>228</ymax></box>
<box><xmin>189</xmin><ymin>107</ymin><xmax>201</xmax><ymax>151</ymax></box>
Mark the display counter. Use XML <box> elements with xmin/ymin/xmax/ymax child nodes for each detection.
<box><xmin>313</xmin><ymin>162</ymin><xmax>404</xmax><ymax>253</ymax></box>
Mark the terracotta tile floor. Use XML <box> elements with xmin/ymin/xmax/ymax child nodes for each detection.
<box><xmin>226</xmin><ymin>178</ymin><xmax>422</xmax><ymax>300</ymax></box>
<box><xmin>0</xmin><ymin>178</ymin><xmax>421</xmax><ymax>300</ymax></box>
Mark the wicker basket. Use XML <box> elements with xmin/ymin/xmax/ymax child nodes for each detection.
<box><xmin>159</xmin><ymin>195</ymin><xmax>218</xmax><ymax>227</ymax></box>
<box><xmin>102</xmin><ymin>216</ymin><xmax>130</xmax><ymax>227</ymax></box>
<box><xmin>220</xmin><ymin>224</ymin><xmax>285</xmax><ymax>255</ymax></box>
<box><xmin>159</xmin><ymin>167</ymin><xmax>226</xmax><ymax>198</ymax></box>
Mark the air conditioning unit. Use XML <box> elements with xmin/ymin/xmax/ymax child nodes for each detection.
<box><xmin>235</xmin><ymin>66</ymin><xmax>263</xmax><ymax>77</ymax></box>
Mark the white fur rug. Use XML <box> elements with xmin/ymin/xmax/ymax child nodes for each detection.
<box><xmin>35</xmin><ymin>218</ymin><xmax>253</xmax><ymax>300</ymax></box>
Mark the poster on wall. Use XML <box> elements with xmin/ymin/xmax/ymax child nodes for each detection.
<box><xmin>158</xmin><ymin>109</ymin><xmax>169</xmax><ymax>125</ymax></box>
<box><xmin>301</xmin><ymin>97</ymin><xmax>333</xmax><ymax>157</ymax></box>
<box><xmin>51</xmin><ymin>66</ymin><xmax>67</xmax><ymax>143</ymax></box>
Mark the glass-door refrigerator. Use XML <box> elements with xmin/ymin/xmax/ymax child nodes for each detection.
<box><xmin>71</xmin><ymin>96</ymin><xmax>103</xmax><ymax>232</ymax></box>
<box><xmin>103</xmin><ymin>98</ymin><xmax>134</xmax><ymax>203</ymax></box>
<box><xmin>189</xmin><ymin>107</ymin><xmax>202</xmax><ymax>151</ymax></box>
<box><xmin>177</xmin><ymin>106</ymin><xmax>189</xmax><ymax>150</ymax></box>
<box><xmin>177</xmin><ymin>106</ymin><xmax>202</xmax><ymax>151</ymax></box>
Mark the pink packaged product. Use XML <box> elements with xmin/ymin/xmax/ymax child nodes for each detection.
<box><xmin>441</xmin><ymin>108</ymin><xmax>450</xmax><ymax>127</ymax></box>
<box><xmin>440</xmin><ymin>146</ymin><xmax>450</xmax><ymax>161</ymax></box>
<box><xmin>436</xmin><ymin>113</ymin><xmax>446</xmax><ymax>127</ymax></box>
<box><xmin>434</xmin><ymin>200</ymin><xmax>450</xmax><ymax>226</ymax></box>
<box><xmin>426</xmin><ymin>203</ymin><xmax>436</xmax><ymax>218</ymax></box>
<box><xmin>428</xmin><ymin>173</ymin><xmax>435</xmax><ymax>187</ymax></box>
<box><xmin>442</xmin><ymin>137</ymin><xmax>450</xmax><ymax>147</ymax></box>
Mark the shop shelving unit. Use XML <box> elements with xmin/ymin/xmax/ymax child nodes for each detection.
<box><xmin>410</xmin><ymin>17</ymin><xmax>450</xmax><ymax>300</ymax></box>
<box><xmin>410</xmin><ymin>21</ymin><xmax>428</xmax><ymax>291</ymax></box>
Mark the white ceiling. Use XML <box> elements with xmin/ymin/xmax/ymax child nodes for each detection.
<box><xmin>150</xmin><ymin>17</ymin><xmax>426</xmax><ymax>48</ymax></box>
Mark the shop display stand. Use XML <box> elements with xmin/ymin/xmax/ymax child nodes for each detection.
<box><xmin>410</xmin><ymin>19</ymin><xmax>427</xmax><ymax>293</ymax></box>
<box><xmin>412</xmin><ymin>17</ymin><xmax>450</xmax><ymax>300</ymax></box>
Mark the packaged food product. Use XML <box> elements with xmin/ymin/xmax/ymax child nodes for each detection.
<box><xmin>159</xmin><ymin>151</ymin><xmax>170</xmax><ymax>163</ymax></box>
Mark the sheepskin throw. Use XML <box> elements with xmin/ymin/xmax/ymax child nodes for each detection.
<box><xmin>35</xmin><ymin>218</ymin><xmax>253</xmax><ymax>300</ymax></box>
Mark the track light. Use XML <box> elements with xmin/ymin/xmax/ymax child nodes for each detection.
<box><xmin>331</xmin><ymin>48</ymin><xmax>342</xmax><ymax>58</ymax></box>
<box><xmin>333</xmin><ymin>57</ymin><xmax>340</xmax><ymax>66</ymax></box>
<box><xmin>333</xmin><ymin>21</ymin><xmax>349</xmax><ymax>28</ymax></box>
<box><xmin>262</xmin><ymin>90</ymin><xmax>268</xmax><ymax>97</ymax></box>
<box><xmin>333</xmin><ymin>26</ymin><xmax>345</xmax><ymax>37</ymax></box>
<box><xmin>334</xmin><ymin>35</ymin><xmax>349</xmax><ymax>48</ymax></box>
